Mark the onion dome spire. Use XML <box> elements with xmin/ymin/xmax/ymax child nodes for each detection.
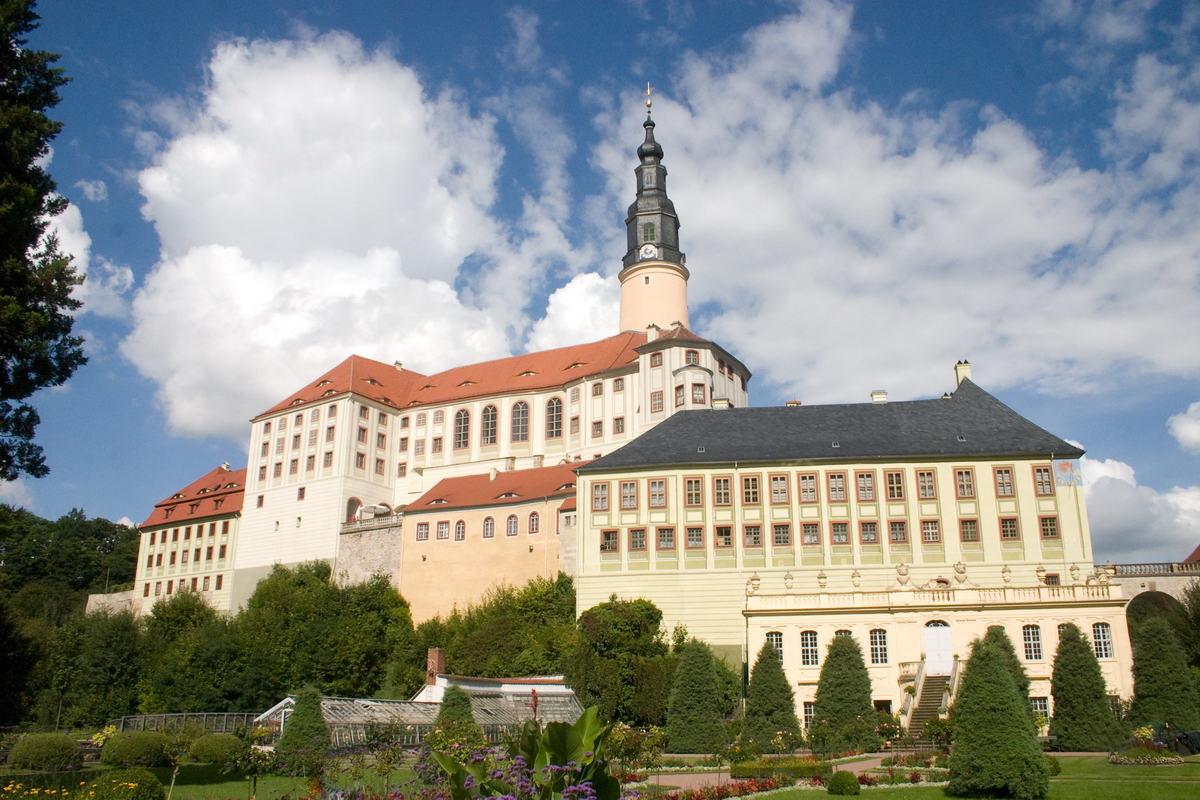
<box><xmin>622</xmin><ymin>83</ymin><xmax>684</xmax><ymax>271</ymax></box>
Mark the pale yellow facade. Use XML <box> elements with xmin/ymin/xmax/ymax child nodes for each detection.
<box><xmin>135</xmin><ymin>511</ymin><xmax>239</xmax><ymax>615</ymax></box>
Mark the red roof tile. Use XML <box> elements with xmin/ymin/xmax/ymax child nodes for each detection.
<box><xmin>558</xmin><ymin>496</ymin><xmax>577</xmax><ymax>512</ymax></box>
<box><xmin>405</xmin><ymin>461</ymin><xmax>588</xmax><ymax>514</ymax></box>
<box><xmin>254</xmin><ymin>334</ymin><xmax>647</xmax><ymax>420</ymax></box>
<box><xmin>635</xmin><ymin>324</ymin><xmax>752</xmax><ymax>377</ymax></box>
<box><xmin>1185</xmin><ymin>542</ymin><xmax>1200</xmax><ymax>563</ymax></box>
<box><xmin>142</xmin><ymin>465</ymin><xmax>246</xmax><ymax>527</ymax></box>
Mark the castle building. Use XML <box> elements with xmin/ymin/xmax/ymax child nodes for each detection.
<box><xmin>123</xmin><ymin>108</ymin><xmax>1135</xmax><ymax>723</ymax></box>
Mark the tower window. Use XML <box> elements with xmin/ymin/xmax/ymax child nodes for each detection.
<box><xmin>642</xmin><ymin>222</ymin><xmax>655</xmax><ymax>242</ymax></box>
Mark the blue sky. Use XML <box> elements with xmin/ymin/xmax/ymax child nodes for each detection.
<box><xmin>11</xmin><ymin>0</ymin><xmax>1200</xmax><ymax>563</ymax></box>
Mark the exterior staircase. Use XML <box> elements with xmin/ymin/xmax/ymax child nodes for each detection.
<box><xmin>907</xmin><ymin>674</ymin><xmax>949</xmax><ymax>745</ymax></box>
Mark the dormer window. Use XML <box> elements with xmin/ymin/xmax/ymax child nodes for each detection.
<box><xmin>568</xmin><ymin>362</ymin><xmax>584</xmax><ymax>370</ymax></box>
<box><xmin>188</xmin><ymin>503</ymin><xmax>200</xmax><ymax>514</ymax></box>
<box><xmin>225</xmin><ymin>483</ymin><xmax>239</xmax><ymax>489</ymax></box>
<box><xmin>291</xmin><ymin>399</ymin><xmax>304</xmax><ymax>405</ymax></box>
<box><xmin>171</xmin><ymin>493</ymin><xmax>185</xmax><ymax>499</ymax></box>
<box><xmin>497</xmin><ymin>492</ymin><xmax>520</xmax><ymax>498</ymax></box>
<box><xmin>458</xmin><ymin>380</ymin><xmax>475</xmax><ymax>387</ymax></box>
<box><xmin>519</xmin><ymin>371</ymin><xmax>536</xmax><ymax>377</ymax></box>
<box><xmin>420</xmin><ymin>384</ymin><xmax>434</xmax><ymax>391</ymax></box>
<box><xmin>317</xmin><ymin>380</ymin><xmax>332</xmax><ymax>386</ymax></box>
<box><xmin>556</xmin><ymin>483</ymin><xmax>575</xmax><ymax>491</ymax></box>
<box><xmin>198</xmin><ymin>488</ymin><xmax>210</xmax><ymax>494</ymax></box>
<box><xmin>429</xmin><ymin>499</ymin><xmax>448</xmax><ymax>504</ymax></box>
<box><xmin>363</xmin><ymin>378</ymin><xmax>383</xmax><ymax>386</ymax></box>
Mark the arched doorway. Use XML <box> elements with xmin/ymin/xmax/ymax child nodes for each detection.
<box><xmin>346</xmin><ymin>497</ymin><xmax>362</xmax><ymax>522</ymax></box>
<box><xmin>924</xmin><ymin>620</ymin><xmax>953</xmax><ymax>675</ymax></box>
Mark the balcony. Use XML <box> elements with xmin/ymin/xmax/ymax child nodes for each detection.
<box><xmin>340</xmin><ymin>515</ymin><xmax>402</xmax><ymax>535</ymax></box>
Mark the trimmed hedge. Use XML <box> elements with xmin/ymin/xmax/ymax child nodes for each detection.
<box><xmin>188</xmin><ymin>733</ymin><xmax>241</xmax><ymax>764</ymax></box>
<box><xmin>827</xmin><ymin>770</ymin><xmax>860</xmax><ymax>795</ymax></box>
<box><xmin>100</xmin><ymin>731</ymin><xmax>173</xmax><ymax>768</ymax></box>
<box><xmin>9</xmin><ymin>733</ymin><xmax>81</xmax><ymax>771</ymax></box>
<box><xmin>87</xmin><ymin>768</ymin><xmax>166</xmax><ymax>800</ymax></box>
<box><xmin>730</xmin><ymin>757</ymin><xmax>831</xmax><ymax>781</ymax></box>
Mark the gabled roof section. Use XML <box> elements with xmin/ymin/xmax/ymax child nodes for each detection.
<box><xmin>635</xmin><ymin>325</ymin><xmax>752</xmax><ymax>377</ymax></box>
<box><xmin>405</xmin><ymin>461</ymin><xmax>588</xmax><ymax>514</ymax></box>
<box><xmin>142</xmin><ymin>465</ymin><xmax>246</xmax><ymax>527</ymax></box>
<box><xmin>1184</xmin><ymin>543</ymin><xmax>1200</xmax><ymax>563</ymax></box>
<box><xmin>399</xmin><ymin>333</ymin><xmax>645</xmax><ymax>408</ymax></box>
<box><xmin>257</xmin><ymin>355</ymin><xmax>427</xmax><ymax>419</ymax></box>
<box><xmin>579</xmin><ymin>379</ymin><xmax>1085</xmax><ymax>472</ymax></box>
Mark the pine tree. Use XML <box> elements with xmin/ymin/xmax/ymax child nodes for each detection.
<box><xmin>947</xmin><ymin>638</ymin><xmax>1049</xmax><ymax>800</ymax></box>
<box><xmin>982</xmin><ymin>626</ymin><xmax>1033</xmax><ymax>725</ymax></box>
<box><xmin>664</xmin><ymin>639</ymin><xmax>726</xmax><ymax>754</ymax></box>
<box><xmin>742</xmin><ymin>641</ymin><xmax>801</xmax><ymax>753</ymax></box>
<box><xmin>1049</xmin><ymin>623</ymin><xmax>1124</xmax><ymax>750</ymax></box>
<box><xmin>436</xmin><ymin>685</ymin><xmax>478</xmax><ymax>728</ymax></box>
<box><xmin>810</xmin><ymin>634</ymin><xmax>879</xmax><ymax>754</ymax></box>
<box><xmin>275</xmin><ymin>685</ymin><xmax>329</xmax><ymax>777</ymax></box>
<box><xmin>1130</xmin><ymin>616</ymin><xmax>1200</xmax><ymax>730</ymax></box>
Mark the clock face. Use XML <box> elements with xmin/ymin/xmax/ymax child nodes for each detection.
<box><xmin>639</xmin><ymin>243</ymin><xmax>658</xmax><ymax>260</ymax></box>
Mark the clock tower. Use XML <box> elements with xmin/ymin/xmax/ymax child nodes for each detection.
<box><xmin>618</xmin><ymin>93</ymin><xmax>690</xmax><ymax>333</ymax></box>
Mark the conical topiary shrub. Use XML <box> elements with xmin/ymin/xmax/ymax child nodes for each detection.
<box><xmin>1049</xmin><ymin>623</ymin><xmax>1125</xmax><ymax>750</ymax></box>
<box><xmin>811</xmin><ymin>634</ymin><xmax>880</xmax><ymax>754</ymax></box>
<box><xmin>742</xmin><ymin>641</ymin><xmax>801</xmax><ymax>753</ymax></box>
<box><xmin>275</xmin><ymin>684</ymin><xmax>329</xmax><ymax>778</ymax></box>
<box><xmin>664</xmin><ymin>639</ymin><xmax>726</xmax><ymax>754</ymax></box>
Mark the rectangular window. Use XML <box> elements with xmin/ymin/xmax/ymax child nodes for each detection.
<box><xmin>687</xmin><ymin>527</ymin><xmax>704</xmax><ymax>548</ymax></box>
<box><xmin>376</xmin><ymin>432</ymin><xmax>386</xmax><ymax>449</ymax></box>
<box><xmin>326</xmin><ymin>426</ymin><xmax>336</xmax><ymax>442</ymax></box>
<box><xmin>205</xmin><ymin>547</ymin><xmax>213</xmax><ymax>561</ymax></box>
<box><xmin>601</xmin><ymin>530</ymin><xmax>619</xmax><ymax>552</ymax></box>
<box><xmin>1045</xmin><ymin>573</ymin><xmax>1060</xmax><ymax>586</ymax></box>
<box><xmin>657</xmin><ymin>527</ymin><xmax>675</xmax><ymax>549</ymax></box>
<box><xmin>218</xmin><ymin>544</ymin><xmax>226</xmax><ymax>559</ymax></box>
<box><xmin>1031</xmin><ymin>696</ymin><xmax>1049</xmax><ymax>719</ymax></box>
<box><xmin>570</xmin><ymin>387</ymin><xmax>580</xmax><ymax>402</ymax></box>
<box><xmin>650</xmin><ymin>391</ymin><xmax>663</xmax><ymax>412</ymax></box>
<box><xmin>650</xmin><ymin>352</ymin><xmax>663</xmax><ymax>367</ymax></box>
<box><xmin>649</xmin><ymin>479</ymin><xmax>666</xmax><ymax>508</ymax></box>
<box><xmin>414</xmin><ymin>440</ymin><xmax>425</xmax><ymax>455</ymax></box>
<box><xmin>960</xmin><ymin>519</ymin><xmax>980</xmax><ymax>542</ymax></box>
<box><xmin>169</xmin><ymin>551</ymin><xmax>176</xmax><ymax>566</ymax></box>
<box><xmin>399</xmin><ymin>415</ymin><xmax>408</xmax><ymax>428</ymax></box>
<box><xmin>355</xmin><ymin>453</ymin><xmax>366</xmax><ymax>469</ymax></box>
<box><xmin>714</xmin><ymin>477</ymin><xmax>731</xmax><ymax>505</ymax></box>
<box><xmin>995</xmin><ymin>468</ymin><xmax>1014</xmax><ymax>497</ymax></box>
<box><xmin>308</xmin><ymin>430</ymin><xmax>317</xmax><ymax>446</ymax></box>
<box><xmin>592</xmin><ymin>483</ymin><xmax>609</xmax><ymax>511</ymax></box>
<box><xmin>1000</xmin><ymin>518</ymin><xmax>1020</xmax><ymax>540</ymax></box>
<box><xmin>922</xmin><ymin>520</ymin><xmax>941</xmax><ymax>543</ymax></box>
<box><xmin>802</xmin><ymin>523</ymin><xmax>820</xmax><ymax>545</ymax></box>
<box><xmin>629</xmin><ymin>528</ymin><xmax>646</xmax><ymax>550</ymax></box>
<box><xmin>570</xmin><ymin>416</ymin><xmax>580</xmax><ymax>434</ymax></box>
<box><xmin>215</xmin><ymin>575</ymin><xmax>223</xmax><ymax>590</ymax></box>
<box><xmin>889</xmin><ymin>521</ymin><xmax>908</xmax><ymax>544</ymax></box>
<box><xmin>378</xmin><ymin>412</ymin><xmax>388</xmax><ymax>425</ymax></box>
<box><xmin>956</xmin><ymin>469</ymin><xmax>975</xmax><ymax>499</ymax></box>
<box><xmin>804</xmin><ymin>702</ymin><xmax>816</xmax><ymax>729</ymax></box>
<box><xmin>614</xmin><ymin>378</ymin><xmax>624</xmax><ymax>391</ymax></box>
<box><xmin>273</xmin><ymin>462</ymin><xmax>283</xmax><ymax>478</ymax></box>
<box><xmin>432</xmin><ymin>437</ymin><xmax>442</xmax><ymax>453</ymax></box>
<box><xmin>398</xmin><ymin>437</ymin><xmax>408</xmax><ymax>452</ymax></box>
<box><xmin>357</xmin><ymin>426</ymin><xmax>368</xmax><ymax>443</ymax></box>
<box><xmin>914</xmin><ymin>470</ymin><xmax>936</xmax><ymax>499</ymax></box>
<box><xmin>292</xmin><ymin>434</ymin><xmax>300</xmax><ymax>450</ymax></box>
<box><xmin>305</xmin><ymin>455</ymin><xmax>315</xmax><ymax>471</ymax></box>
<box><xmin>801</xmin><ymin>630</ymin><xmax>819</xmax><ymax>667</ymax></box>
<box><xmin>433</xmin><ymin>410</ymin><xmax>444</xmax><ymax>424</ymax></box>
<box><xmin>289</xmin><ymin>458</ymin><xmax>298</xmax><ymax>475</ymax></box>
<box><xmin>744</xmin><ymin>525</ymin><xmax>762</xmax><ymax>547</ymax></box>
<box><xmin>323</xmin><ymin>451</ymin><xmax>333</xmax><ymax>467</ymax></box>
<box><xmin>416</xmin><ymin>412</ymin><xmax>426</xmax><ymax>426</ymax></box>
<box><xmin>799</xmin><ymin>473</ymin><xmax>817</xmax><ymax>502</ymax></box>
<box><xmin>870</xmin><ymin>629</ymin><xmax>888</xmax><ymax>665</ymax></box>
<box><xmin>1023</xmin><ymin>625</ymin><xmax>1043</xmax><ymax>661</ymax></box>
<box><xmin>613</xmin><ymin>416</ymin><xmax>625</xmax><ymax>433</ymax></box>
<box><xmin>359</xmin><ymin>405</ymin><xmax>369</xmax><ymax>419</ymax></box>
<box><xmin>258</xmin><ymin>465</ymin><xmax>266</xmax><ymax>481</ymax></box>
<box><xmin>856</xmin><ymin>472</ymin><xmax>875</xmax><ymax>501</ymax></box>
<box><xmin>860</xmin><ymin>522</ymin><xmax>878</xmax><ymax>544</ymax></box>
<box><xmin>591</xmin><ymin>421</ymin><xmax>603</xmax><ymax>438</ymax></box>
<box><xmin>831</xmin><ymin>522</ymin><xmax>849</xmax><ymax>544</ymax></box>
<box><xmin>886</xmin><ymin>471</ymin><xmax>905</xmax><ymax>500</ymax></box>
<box><xmin>397</xmin><ymin>463</ymin><xmax>406</xmax><ymax>477</ymax></box>
<box><xmin>773</xmin><ymin>524</ymin><xmax>791</xmax><ymax>546</ymax></box>
<box><xmin>375</xmin><ymin>458</ymin><xmax>385</xmax><ymax>475</ymax></box>
<box><xmin>827</xmin><ymin>473</ymin><xmax>846</xmax><ymax>502</ymax></box>
<box><xmin>1040</xmin><ymin>516</ymin><xmax>1060</xmax><ymax>539</ymax></box>
<box><xmin>276</xmin><ymin>437</ymin><xmax>284</xmax><ymax>453</ymax></box>
<box><xmin>416</xmin><ymin>523</ymin><xmax>429</xmax><ymax>541</ymax></box>
<box><xmin>770</xmin><ymin>475</ymin><xmax>789</xmax><ymax>504</ymax></box>
<box><xmin>297</xmin><ymin>487</ymin><xmax>306</xmax><ymax>500</ymax></box>
<box><xmin>621</xmin><ymin>481</ymin><xmax>638</xmax><ymax>509</ymax></box>
<box><xmin>675</xmin><ymin>385</ymin><xmax>685</xmax><ymax>407</ymax></box>
<box><xmin>592</xmin><ymin>382</ymin><xmax>603</xmax><ymax>396</ymax></box>
<box><xmin>685</xmin><ymin>478</ymin><xmax>703</xmax><ymax>506</ymax></box>
<box><xmin>256</xmin><ymin>495</ymin><xmax>264</xmax><ymax>508</ymax></box>
<box><xmin>436</xmin><ymin>521</ymin><xmax>450</xmax><ymax>540</ymax></box>
<box><xmin>328</xmin><ymin>405</ymin><xmax>337</xmax><ymax>419</ymax></box>
<box><xmin>715</xmin><ymin>526</ymin><xmax>733</xmax><ymax>547</ymax></box>
<box><xmin>1035</xmin><ymin>466</ymin><xmax>1055</xmax><ymax>495</ymax></box>
<box><xmin>692</xmin><ymin>383</ymin><xmax>705</xmax><ymax>404</ymax></box>
<box><xmin>742</xmin><ymin>476</ymin><xmax>760</xmax><ymax>504</ymax></box>
<box><xmin>1093</xmin><ymin>623</ymin><xmax>1114</xmax><ymax>658</ymax></box>
<box><xmin>261</xmin><ymin>442</ymin><xmax>269</xmax><ymax>457</ymax></box>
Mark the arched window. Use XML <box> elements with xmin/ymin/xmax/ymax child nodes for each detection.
<box><xmin>454</xmin><ymin>520</ymin><xmax>466</xmax><ymax>541</ymax></box>
<box><xmin>1023</xmin><ymin>625</ymin><xmax>1042</xmax><ymax>660</ymax></box>
<box><xmin>1092</xmin><ymin>622</ymin><xmax>1113</xmax><ymax>658</ymax></box>
<box><xmin>507</xmin><ymin>514</ymin><xmax>519</xmax><ymax>536</ymax></box>
<box><xmin>546</xmin><ymin>398</ymin><xmax>563</xmax><ymax>439</ymax></box>
<box><xmin>800</xmin><ymin>630</ymin><xmax>819</xmax><ymax>666</ymax></box>
<box><xmin>642</xmin><ymin>222</ymin><xmax>655</xmax><ymax>243</ymax></box>
<box><xmin>483</xmin><ymin>517</ymin><xmax>495</xmax><ymax>538</ymax></box>
<box><xmin>835</xmin><ymin>629</ymin><xmax>852</xmax><ymax>637</ymax></box>
<box><xmin>869</xmin><ymin>629</ymin><xmax>888</xmax><ymax>665</ymax></box>
<box><xmin>529</xmin><ymin>512</ymin><xmax>540</xmax><ymax>534</ymax></box>
<box><xmin>481</xmin><ymin>405</ymin><xmax>497</xmax><ymax>445</ymax></box>
<box><xmin>454</xmin><ymin>409</ymin><xmax>470</xmax><ymax>449</ymax></box>
<box><xmin>346</xmin><ymin>498</ymin><xmax>362</xmax><ymax>522</ymax></box>
<box><xmin>766</xmin><ymin>631</ymin><xmax>783</xmax><ymax>663</ymax></box>
<box><xmin>511</xmin><ymin>402</ymin><xmax>529</xmax><ymax>442</ymax></box>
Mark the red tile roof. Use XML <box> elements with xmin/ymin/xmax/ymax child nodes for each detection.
<box><xmin>1185</xmin><ymin>542</ymin><xmax>1200</xmax><ymax>563</ymax></box>
<box><xmin>405</xmin><ymin>461</ymin><xmax>587</xmax><ymax>514</ymax></box>
<box><xmin>254</xmin><ymin>333</ymin><xmax>647</xmax><ymax>420</ymax></box>
<box><xmin>635</xmin><ymin>324</ymin><xmax>752</xmax><ymax>377</ymax></box>
<box><xmin>141</xmin><ymin>465</ymin><xmax>246</xmax><ymax>527</ymax></box>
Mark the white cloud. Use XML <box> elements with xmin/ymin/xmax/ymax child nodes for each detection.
<box><xmin>1080</xmin><ymin>453</ymin><xmax>1200</xmax><ymax>563</ymax></box>
<box><xmin>1167</xmin><ymin>401</ymin><xmax>1200</xmax><ymax>453</ymax></box>
<box><xmin>47</xmin><ymin>203</ymin><xmax>134</xmax><ymax>319</ymax></box>
<box><xmin>0</xmin><ymin>478</ymin><xmax>34</xmax><ymax>510</ymax></box>
<box><xmin>526</xmin><ymin>272</ymin><xmax>620</xmax><ymax>352</ymax></box>
<box><xmin>74</xmin><ymin>179</ymin><xmax>108</xmax><ymax>202</ymax></box>
<box><xmin>116</xmin><ymin>516</ymin><xmax>135</xmax><ymax>527</ymax></box>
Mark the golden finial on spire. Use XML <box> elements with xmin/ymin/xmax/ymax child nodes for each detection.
<box><xmin>644</xmin><ymin>82</ymin><xmax>654</xmax><ymax>116</ymax></box>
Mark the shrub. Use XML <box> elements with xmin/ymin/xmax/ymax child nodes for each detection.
<box><xmin>87</xmin><ymin>767</ymin><xmax>166</xmax><ymax>800</ymax></box>
<box><xmin>1050</xmin><ymin>623</ymin><xmax>1126</xmax><ymax>750</ymax></box>
<box><xmin>276</xmin><ymin>684</ymin><xmax>330</xmax><ymax>777</ymax></box>
<box><xmin>983</xmin><ymin>626</ymin><xmax>1033</xmax><ymax>725</ymax></box>
<box><xmin>742</xmin><ymin>642</ymin><xmax>802</xmax><ymax>753</ymax></box>
<box><xmin>665</xmin><ymin>640</ymin><xmax>726</xmax><ymax>754</ymax></box>
<box><xmin>100</xmin><ymin>731</ymin><xmax>172</xmax><ymax>768</ymax></box>
<box><xmin>947</xmin><ymin>638</ymin><xmax>1049</xmax><ymax>799</ymax></box>
<box><xmin>826</xmin><ymin>769</ymin><xmax>860</xmax><ymax>795</ymax></box>
<box><xmin>1044</xmin><ymin>755</ymin><xmax>1061</xmax><ymax>776</ymax></box>
<box><xmin>9</xmin><ymin>732</ymin><xmax>81</xmax><ymax>771</ymax></box>
<box><xmin>188</xmin><ymin>733</ymin><xmax>241</xmax><ymax>764</ymax></box>
<box><xmin>1109</xmin><ymin>746</ymin><xmax>1185</xmax><ymax>765</ymax></box>
<box><xmin>856</xmin><ymin>773</ymin><xmax>878</xmax><ymax>786</ymax></box>
<box><xmin>810</xmin><ymin>635</ymin><xmax>880</xmax><ymax>754</ymax></box>
<box><xmin>1130</xmin><ymin>617</ymin><xmax>1200</xmax><ymax>730</ymax></box>
<box><xmin>729</xmin><ymin>757</ymin><xmax>830</xmax><ymax>781</ymax></box>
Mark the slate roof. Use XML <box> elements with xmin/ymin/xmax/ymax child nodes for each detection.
<box><xmin>578</xmin><ymin>379</ymin><xmax>1085</xmax><ymax>473</ymax></box>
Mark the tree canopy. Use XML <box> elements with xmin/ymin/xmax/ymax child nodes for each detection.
<box><xmin>0</xmin><ymin>0</ymin><xmax>86</xmax><ymax>480</ymax></box>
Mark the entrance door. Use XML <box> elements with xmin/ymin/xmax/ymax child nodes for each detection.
<box><xmin>924</xmin><ymin>620</ymin><xmax>953</xmax><ymax>675</ymax></box>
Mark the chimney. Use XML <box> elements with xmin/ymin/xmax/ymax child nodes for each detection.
<box><xmin>220</xmin><ymin>461</ymin><xmax>231</xmax><ymax>470</ymax></box>
<box><xmin>870</xmin><ymin>390</ymin><xmax>888</xmax><ymax>404</ymax></box>
<box><xmin>425</xmin><ymin>648</ymin><xmax>446</xmax><ymax>684</ymax></box>
<box><xmin>713</xmin><ymin>397</ymin><xmax>731</xmax><ymax>410</ymax></box>
<box><xmin>489</xmin><ymin>468</ymin><xmax>498</xmax><ymax>481</ymax></box>
<box><xmin>394</xmin><ymin>360</ymin><xmax>403</xmax><ymax>370</ymax></box>
<box><xmin>954</xmin><ymin>360</ymin><xmax>972</xmax><ymax>384</ymax></box>
<box><xmin>646</xmin><ymin>324</ymin><xmax>659</xmax><ymax>342</ymax></box>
